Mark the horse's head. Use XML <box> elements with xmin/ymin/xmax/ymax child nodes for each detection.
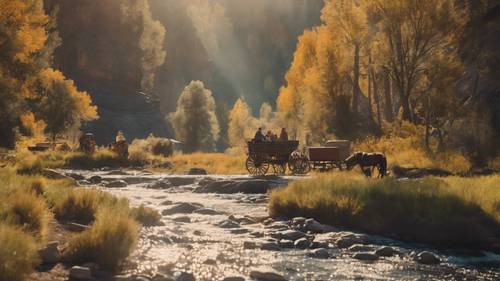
<box><xmin>345</xmin><ymin>152</ymin><xmax>363</xmax><ymax>170</ymax></box>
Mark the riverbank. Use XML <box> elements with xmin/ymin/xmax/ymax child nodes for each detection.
<box><xmin>269</xmin><ymin>172</ymin><xmax>500</xmax><ymax>251</ymax></box>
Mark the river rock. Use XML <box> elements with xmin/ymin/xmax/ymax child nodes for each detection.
<box><xmin>272</xmin><ymin>230</ymin><xmax>307</xmax><ymax>241</ymax></box>
<box><xmin>67</xmin><ymin>173</ymin><xmax>85</xmax><ymax>180</ymax></box>
<box><xmin>162</xmin><ymin>203</ymin><xmax>199</xmax><ymax>215</ymax></box>
<box><xmin>188</xmin><ymin>168</ymin><xmax>207</xmax><ymax>175</ymax></box>
<box><xmin>172</xmin><ymin>216</ymin><xmax>191</xmax><ymax>223</ymax></box>
<box><xmin>89</xmin><ymin>175</ymin><xmax>102</xmax><ymax>184</ymax></box>
<box><xmin>146</xmin><ymin>179</ymin><xmax>172</xmax><ymax>189</ymax></box>
<box><xmin>415</xmin><ymin>251</ymin><xmax>440</xmax><ymax>265</ymax></box>
<box><xmin>353</xmin><ymin>252</ymin><xmax>379</xmax><ymax>261</ymax></box>
<box><xmin>69</xmin><ymin>266</ymin><xmax>92</xmax><ymax>280</ymax></box>
<box><xmin>194</xmin><ymin>179</ymin><xmax>271</xmax><ymax>194</ymax></box>
<box><xmin>230</xmin><ymin>228</ymin><xmax>249</xmax><ymax>234</ymax></box>
<box><xmin>348</xmin><ymin>244</ymin><xmax>373</xmax><ymax>252</ymax></box>
<box><xmin>261</xmin><ymin>242</ymin><xmax>281</xmax><ymax>251</ymax></box>
<box><xmin>105</xmin><ymin>180</ymin><xmax>128</xmax><ymax>188</ymax></box>
<box><xmin>135</xmin><ymin>277</ymin><xmax>151</xmax><ymax>281</ymax></box>
<box><xmin>42</xmin><ymin>169</ymin><xmax>71</xmax><ymax>180</ymax></box>
<box><xmin>152</xmin><ymin>274</ymin><xmax>174</xmax><ymax>281</ymax></box>
<box><xmin>173</xmin><ymin>271</ymin><xmax>196</xmax><ymax>281</ymax></box>
<box><xmin>160</xmin><ymin>200</ymin><xmax>173</xmax><ymax>206</ymax></box>
<box><xmin>39</xmin><ymin>241</ymin><xmax>61</xmax><ymax>264</ymax></box>
<box><xmin>307</xmin><ymin>248</ymin><xmax>330</xmax><ymax>259</ymax></box>
<box><xmin>78</xmin><ymin>180</ymin><xmax>91</xmax><ymax>186</ymax></box>
<box><xmin>249</xmin><ymin>270</ymin><xmax>286</xmax><ymax>281</ymax></box>
<box><xmin>222</xmin><ymin>277</ymin><xmax>245</xmax><ymax>281</ymax></box>
<box><xmin>167</xmin><ymin>177</ymin><xmax>196</xmax><ymax>187</ymax></box>
<box><xmin>218</xmin><ymin>219</ymin><xmax>240</xmax><ymax>228</ymax></box>
<box><xmin>112</xmin><ymin>275</ymin><xmax>134</xmax><ymax>281</ymax></box>
<box><xmin>336</xmin><ymin>235</ymin><xmax>366</xmax><ymax>249</ymax></box>
<box><xmin>375</xmin><ymin>246</ymin><xmax>396</xmax><ymax>257</ymax></box>
<box><xmin>294</xmin><ymin>238</ymin><xmax>310</xmax><ymax>249</ymax></box>
<box><xmin>243</xmin><ymin>241</ymin><xmax>257</xmax><ymax>249</ymax></box>
<box><xmin>193</xmin><ymin>208</ymin><xmax>222</xmax><ymax>215</ymax></box>
<box><xmin>278</xmin><ymin>240</ymin><xmax>294</xmax><ymax>248</ymax></box>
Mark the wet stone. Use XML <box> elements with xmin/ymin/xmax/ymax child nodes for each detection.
<box><xmin>415</xmin><ymin>251</ymin><xmax>440</xmax><ymax>265</ymax></box>
<box><xmin>261</xmin><ymin>242</ymin><xmax>281</xmax><ymax>251</ymax></box>
<box><xmin>39</xmin><ymin>241</ymin><xmax>61</xmax><ymax>264</ymax></box>
<box><xmin>218</xmin><ymin>219</ymin><xmax>240</xmax><ymax>228</ymax></box>
<box><xmin>173</xmin><ymin>271</ymin><xmax>196</xmax><ymax>281</ymax></box>
<box><xmin>112</xmin><ymin>275</ymin><xmax>133</xmax><ymax>281</ymax></box>
<box><xmin>336</xmin><ymin>235</ymin><xmax>365</xmax><ymax>249</ymax></box>
<box><xmin>193</xmin><ymin>208</ymin><xmax>222</xmax><ymax>215</ymax></box>
<box><xmin>172</xmin><ymin>216</ymin><xmax>191</xmax><ymax>223</ymax></box>
<box><xmin>188</xmin><ymin>167</ymin><xmax>207</xmax><ymax>175</ymax></box>
<box><xmin>230</xmin><ymin>228</ymin><xmax>249</xmax><ymax>234</ymax></box>
<box><xmin>273</xmin><ymin>230</ymin><xmax>307</xmax><ymax>241</ymax></box>
<box><xmin>160</xmin><ymin>200</ymin><xmax>173</xmax><ymax>206</ymax></box>
<box><xmin>162</xmin><ymin>203</ymin><xmax>199</xmax><ymax>215</ymax></box>
<box><xmin>105</xmin><ymin>180</ymin><xmax>128</xmax><ymax>188</ymax></box>
<box><xmin>146</xmin><ymin>179</ymin><xmax>172</xmax><ymax>189</ymax></box>
<box><xmin>89</xmin><ymin>175</ymin><xmax>102</xmax><ymax>184</ymax></box>
<box><xmin>348</xmin><ymin>244</ymin><xmax>373</xmax><ymax>252</ymax></box>
<box><xmin>243</xmin><ymin>241</ymin><xmax>257</xmax><ymax>249</ymax></box>
<box><xmin>353</xmin><ymin>252</ymin><xmax>379</xmax><ymax>261</ymax></box>
<box><xmin>278</xmin><ymin>240</ymin><xmax>294</xmax><ymax>248</ymax></box>
<box><xmin>307</xmin><ymin>248</ymin><xmax>330</xmax><ymax>259</ymax></box>
<box><xmin>294</xmin><ymin>238</ymin><xmax>310</xmax><ymax>249</ymax></box>
<box><xmin>222</xmin><ymin>277</ymin><xmax>245</xmax><ymax>281</ymax></box>
<box><xmin>375</xmin><ymin>246</ymin><xmax>396</xmax><ymax>257</ymax></box>
<box><xmin>249</xmin><ymin>270</ymin><xmax>286</xmax><ymax>281</ymax></box>
<box><xmin>152</xmin><ymin>273</ymin><xmax>173</xmax><ymax>281</ymax></box>
<box><xmin>69</xmin><ymin>266</ymin><xmax>92</xmax><ymax>280</ymax></box>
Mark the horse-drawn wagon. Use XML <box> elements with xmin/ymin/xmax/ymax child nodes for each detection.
<box><xmin>245</xmin><ymin>140</ymin><xmax>309</xmax><ymax>176</ymax></box>
<box><xmin>307</xmin><ymin>140</ymin><xmax>351</xmax><ymax>171</ymax></box>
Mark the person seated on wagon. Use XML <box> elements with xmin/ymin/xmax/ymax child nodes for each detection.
<box><xmin>253</xmin><ymin>127</ymin><xmax>265</xmax><ymax>142</ymax></box>
<box><xmin>266</xmin><ymin>130</ymin><xmax>278</xmax><ymax>142</ymax></box>
<box><xmin>279</xmin><ymin>128</ymin><xmax>288</xmax><ymax>141</ymax></box>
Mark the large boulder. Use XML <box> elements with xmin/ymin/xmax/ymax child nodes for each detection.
<box><xmin>167</xmin><ymin>177</ymin><xmax>196</xmax><ymax>187</ymax></box>
<box><xmin>294</xmin><ymin>238</ymin><xmax>310</xmax><ymax>249</ymax></box>
<box><xmin>375</xmin><ymin>246</ymin><xmax>397</xmax><ymax>257</ymax></box>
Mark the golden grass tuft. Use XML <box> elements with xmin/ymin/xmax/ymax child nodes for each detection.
<box><xmin>2</xmin><ymin>192</ymin><xmax>51</xmax><ymax>240</ymax></box>
<box><xmin>168</xmin><ymin>152</ymin><xmax>247</xmax><ymax>174</ymax></box>
<box><xmin>65</xmin><ymin>210</ymin><xmax>139</xmax><ymax>270</ymax></box>
<box><xmin>269</xmin><ymin>172</ymin><xmax>500</xmax><ymax>249</ymax></box>
<box><xmin>65</xmin><ymin>149</ymin><xmax>127</xmax><ymax>169</ymax></box>
<box><xmin>51</xmin><ymin>187</ymin><xmax>129</xmax><ymax>225</ymax></box>
<box><xmin>131</xmin><ymin>204</ymin><xmax>162</xmax><ymax>226</ymax></box>
<box><xmin>0</xmin><ymin>224</ymin><xmax>39</xmax><ymax>281</ymax></box>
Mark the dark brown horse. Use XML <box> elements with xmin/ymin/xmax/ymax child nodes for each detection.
<box><xmin>345</xmin><ymin>152</ymin><xmax>388</xmax><ymax>178</ymax></box>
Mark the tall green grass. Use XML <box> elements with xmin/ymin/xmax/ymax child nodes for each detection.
<box><xmin>269</xmin><ymin>173</ymin><xmax>500</xmax><ymax>249</ymax></box>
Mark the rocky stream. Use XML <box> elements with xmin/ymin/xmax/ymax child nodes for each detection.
<box><xmin>64</xmin><ymin>169</ymin><xmax>500</xmax><ymax>281</ymax></box>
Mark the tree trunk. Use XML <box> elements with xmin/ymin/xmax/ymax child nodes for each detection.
<box><xmin>352</xmin><ymin>43</ymin><xmax>361</xmax><ymax>114</ymax></box>
<box><xmin>383</xmin><ymin>70</ymin><xmax>394</xmax><ymax>122</ymax></box>
<box><xmin>372</xmin><ymin>71</ymin><xmax>382</xmax><ymax>126</ymax></box>
<box><xmin>401</xmin><ymin>94</ymin><xmax>413</xmax><ymax>122</ymax></box>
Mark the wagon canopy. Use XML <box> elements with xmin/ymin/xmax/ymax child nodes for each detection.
<box><xmin>247</xmin><ymin>140</ymin><xmax>299</xmax><ymax>158</ymax></box>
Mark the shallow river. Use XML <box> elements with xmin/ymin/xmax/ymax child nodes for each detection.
<box><xmin>71</xmin><ymin>170</ymin><xmax>500</xmax><ymax>280</ymax></box>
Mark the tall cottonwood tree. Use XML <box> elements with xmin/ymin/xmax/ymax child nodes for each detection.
<box><xmin>227</xmin><ymin>98</ymin><xmax>256</xmax><ymax>149</ymax></box>
<box><xmin>170</xmin><ymin>80</ymin><xmax>219</xmax><ymax>152</ymax></box>
<box><xmin>371</xmin><ymin>0</ymin><xmax>465</xmax><ymax>122</ymax></box>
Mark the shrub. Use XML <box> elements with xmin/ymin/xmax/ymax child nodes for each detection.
<box><xmin>65</xmin><ymin>149</ymin><xmax>127</xmax><ymax>169</ymax></box>
<box><xmin>269</xmin><ymin>173</ymin><xmax>500</xmax><ymax>249</ymax></box>
<box><xmin>151</xmin><ymin>138</ymin><xmax>173</xmax><ymax>157</ymax></box>
<box><xmin>52</xmin><ymin>188</ymin><xmax>128</xmax><ymax>225</ymax></box>
<box><xmin>65</xmin><ymin>210</ymin><xmax>139</xmax><ymax>269</ymax></box>
<box><xmin>131</xmin><ymin>205</ymin><xmax>162</xmax><ymax>226</ymax></box>
<box><xmin>2</xmin><ymin>192</ymin><xmax>51</xmax><ymax>240</ymax></box>
<box><xmin>0</xmin><ymin>224</ymin><xmax>39</xmax><ymax>281</ymax></box>
<box><xmin>127</xmin><ymin>135</ymin><xmax>172</xmax><ymax>166</ymax></box>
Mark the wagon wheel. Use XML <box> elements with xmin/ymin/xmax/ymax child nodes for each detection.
<box><xmin>272</xmin><ymin>163</ymin><xmax>287</xmax><ymax>175</ymax></box>
<box><xmin>288</xmin><ymin>155</ymin><xmax>310</xmax><ymax>175</ymax></box>
<box><xmin>246</xmin><ymin>155</ymin><xmax>269</xmax><ymax>176</ymax></box>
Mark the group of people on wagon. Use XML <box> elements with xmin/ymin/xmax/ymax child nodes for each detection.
<box><xmin>253</xmin><ymin>127</ymin><xmax>288</xmax><ymax>142</ymax></box>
